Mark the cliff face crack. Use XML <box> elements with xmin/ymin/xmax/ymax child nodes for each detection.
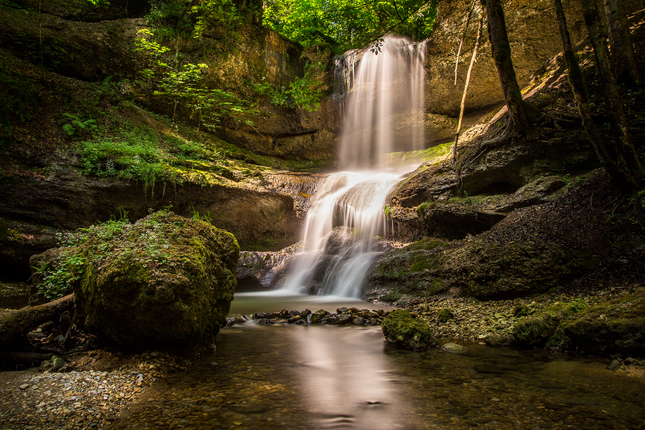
<box><xmin>272</xmin><ymin>130</ymin><xmax>318</xmax><ymax>139</ymax></box>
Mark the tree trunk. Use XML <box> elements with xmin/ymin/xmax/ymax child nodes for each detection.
<box><xmin>580</xmin><ymin>0</ymin><xmax>645</xmax><ymax>191</ymax></box>
<box><xmin>0</xmin><ymin>294</ymin><xmax>74</xmax><ymax>348</ymax></box>
<box><xmin>603</xmin><ymin>0</ymin><xmax>640</xmax><ymax>87</ymax></box>
<box><xmin>553</xmin><ymin>0</ymin><xmax>623</xmax><ymax>184</ymax></box>
<box><xmin>482</xmin><ymin>0</ymin><xmax>531</xmax><ymax>134</ymax></box>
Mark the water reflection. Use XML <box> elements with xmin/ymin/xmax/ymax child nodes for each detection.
<box><xmin>285</xmin><ymin>326</ymin><xmax>412</xmax><ymax>429</ymax></box>
<box><xmin>111</xmin><ymin>324</ymin><xmax>645</xmax><ymax>430</ymax></box>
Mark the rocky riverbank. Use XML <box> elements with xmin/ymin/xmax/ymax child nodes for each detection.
<box><xmin>0</xmin><ymin>350</ymin><xmax>189</xmax><ymax>429</ymax></box>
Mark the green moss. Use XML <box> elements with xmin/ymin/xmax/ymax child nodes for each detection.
<box><xmin>416</xmin><ymin>201</ymin><xmax>434</xmax><ymax>218</ymax></box>
<box><xmin>513</xmin><ymin>311</ymin><xmax>561</xmax><ymax>346</ymax></box>
<box><xmin>382</xmin><ymin>310</ymin><xmax>435</xmax><ymax>351</ymax></box>
<box><xmin>437</xmin><ymin>309</ymin><xmax>453</xmax><ymax>323</ymax></box>
<box><xmin>512</xmin><ymin>299</ymin><xmax>590</xmax><ymax>347</ymax></box>
<box><xmin>32</xmin><ymin>210</ymin><xmax>239</xmax><ymax>348</ymax></box>
<box><xmin>560</xmin><ymin>292</ymin><xmax>645</xmax><ymax>354</ymax></box>
<box><xmin>381</xmin><ymin>292</ymin><xmax>402</xmax><ymax>302</ymax></box>
<box><xmin>379</xmin><ymin>141</ymin><xmax>453</xmax><ymax>168</ymax></box>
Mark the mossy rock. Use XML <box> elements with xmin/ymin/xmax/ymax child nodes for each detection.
<box><xmin>560</xmin><ymin>292</ymin><xmax>645</xmax><ymax>355</ymax></box>
<box><xmin>513</xmin><ymin>312</ymin><xmax>561</xmax><ymax>346</ymax></box>
<box><xmin>73</xmin><ymin>210</ymin><xmax>239</xmax><ymax>348</ymax></box>
<box><xmin>381</xmin><ymin>310</ymin><xmax>435</xmax><ymax>351</ymax></box>
<box><xmin>437</xmin><ymin>308</ymin><xmax>453</xmax><ymax>323</ymax></box>
<box><xmin>512</xmin><ymin>300</ymin><xmax>586</xmax><ymax>346</ymax></box>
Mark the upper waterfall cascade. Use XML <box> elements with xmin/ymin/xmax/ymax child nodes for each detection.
<box><xmin>283</xmin><ymin>36</ymin><xmax>427</xmax><ymax>298</ymax></box>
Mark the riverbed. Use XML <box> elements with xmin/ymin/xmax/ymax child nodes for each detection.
<box><xmin>1</xmin><ymin>294</ymin><xmax>644</xmax><ymax>430</ymax></box>
<box><xmin>106</xmin><ymin>296</ymin><xmax>645</xmax><ymax>430</ymax></box>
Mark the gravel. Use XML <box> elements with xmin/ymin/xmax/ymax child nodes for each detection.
<box><xmin>0</xmin><ymin>369</ymin><xmax>152</xmax><ymax>429</ymax></box>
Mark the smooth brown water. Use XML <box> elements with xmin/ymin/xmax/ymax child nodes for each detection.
<box><xmin>111</xmin><ymin>321</ymin><xmax>645</xmax><ymax>429</ymax></box>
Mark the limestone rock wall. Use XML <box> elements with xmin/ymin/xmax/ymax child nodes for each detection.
<box><xmin>425</xmin><ymin>0</ymin><xmax>588</xmax><ymax>117</ymax></box>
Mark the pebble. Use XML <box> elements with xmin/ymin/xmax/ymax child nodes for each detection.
<box><xmin>0</xmin><ymin>369</ymin><xmax>152</xmax><ymax>429</ymax></box>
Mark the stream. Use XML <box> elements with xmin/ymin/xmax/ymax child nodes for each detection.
<box><xmin>110</xmin><ymin>36</ymin><xmax>645</xmax><ymax>429</ymax></box>
<box><xmin>110</xmin><ymin>296</ymin><xmax>645</xmax><ymax>429</ymax></box>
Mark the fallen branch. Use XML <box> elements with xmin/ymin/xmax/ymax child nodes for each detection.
<box><xmin>0</xmin><ymin>294</ymin><xmax>75</xmax><ymax>348</ymax></box>
<box><xmin>452</xmin><ymin>8</ymin><xmax>484</xmax><ymax>165</ymax></box>
<box><xmin>455</xmin><ymin>0</ymin><xmax>477</xmax><ymax>85</ymax></box>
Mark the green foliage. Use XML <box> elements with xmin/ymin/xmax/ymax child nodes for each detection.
<box><xmin>75</xmin><ymin>109</ymin><xmax>225</xmax><ymax>193</ymax></box>
<box><xmin>146</xmin><ymin>0</ymin><xmax>196</xmax><ymax>39</ymax></box>
<box><xmin>61</xmin><ymin>113</ymin><xmax>98</xmax><ymax>136</ymax></box>
<box><xmin>255</xmin><ymin>61</ymin><xmax>325</xmax><ymax>111</ymax></box>
<box><xmin>191</xmin><ymin>0</ymin><xmax>241</xmax><ymax>39</ymax></box>
<box><xmin>34</xmin><ymin>252</ymin><xmax>86</xmax><ymax>300</ymax></box>
<box><xmin>145</xmin><ymin>0</ymin><xmax>253</xmax><ymax>40</ymax></box>
<box><xmin>384</xmin><ymin>204</ymin><xmax>392</xmax><ymax>220</ymax></box>
<box><xmin>134</xmin><ymin>29</ymin><xmax>256</xmax><ymax>128</ymax></box>
<box><xmin>263</xmin><ymin>0</ymin><xmax>438</xmax><ymax>54</ymax></box>
<box><xmin>416</xmin><ymin>201</ymin><xmax>433</xmax><ymax>218</ymax></box>
<box><xmin>35</xmin><ymin>210</ymin><xmax>133</xmax><ymax>299</ymax></box>
<box><xmin>191</xmin><ymin>207</ymin><xmax>212</xmax><ymax>223</ymax></box>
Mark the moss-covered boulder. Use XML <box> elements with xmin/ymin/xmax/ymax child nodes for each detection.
<box><xmin>71</xmin><ymin>210</ymin><xmax>239</xmax><ymax>348</ymax></box>
<box><xmin>381</xmin><ymin>310</ymin><xmax>435</xmax><ymax>351</ymax></box>
<box><xmin>560</xmin><ymin>292</ymin><xmax>645</xmax><ymax>355</ymax></box>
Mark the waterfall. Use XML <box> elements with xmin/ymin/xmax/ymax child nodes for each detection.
<box><xmin>283</xmin><ymin>36</ymin><xmax>426</xmax><ymax>298</ymax></box>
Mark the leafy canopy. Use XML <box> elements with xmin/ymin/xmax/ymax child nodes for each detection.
<box><xmin>263</xmin><ymin>0</ymin><xmax>438</xmax><ymax>53</ymax></box>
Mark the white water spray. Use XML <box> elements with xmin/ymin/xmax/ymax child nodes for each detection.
<box><xmin>283</xmin><ymin>36</ymin><xmax>426</xmax><ymax>298</ymax></box>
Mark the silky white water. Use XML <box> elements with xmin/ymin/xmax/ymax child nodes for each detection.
<box><xmin>283</xmin><ymin>36</ymin><xmax>426</xmax><ymax>298</ymax></box>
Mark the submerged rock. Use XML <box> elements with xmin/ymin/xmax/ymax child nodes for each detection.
<box><xmin>381</xmin><ymin>310</ymin><xmax>435</xmax><ymax>351</ymax></box>
<box><xmin>440</xmin><ymin>342</ymin><xmax>469</xmax><ymax>355</ymax></box>
<box><xmin>41</xmin><ymin>211</ymin><xmax>240</xmax><ymax>348</ymax></box>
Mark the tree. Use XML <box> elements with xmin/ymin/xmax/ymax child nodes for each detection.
<box><xmin>602</xmin><ymin>0</ymin><xmax>640</xmax><ymax>88</ymax></box>
<box><xmin>263</xmin><ymin>0</ymin><xmax>438</xmax><ymax>53</ymax></box>
<box><xmin>553</xmin><ymin>0</ymin><xmax>623</xmax><ymax>186</ymax></box>
<box><xmin>481</xmin><ymin>0</ymin><xmax>531</xmax><ymax>135</ymax></box>
<box><xmin>576</xmin><ymin>0</ymin><xmax>645</xmax><ymax>191</ymax></box>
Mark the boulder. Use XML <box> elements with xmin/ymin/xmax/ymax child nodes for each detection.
<box><xmin>70</xmin><ymin>210</ymin><xmax>239</xmax><ymax>348</ymax></box>
<box><xmin>561</xmin><ymin>292</ymin><xmax>645</xmax><ymax>355</ymax></box>
<box><xmin>381</xmin><ymin>310</ymin><xmax>435</xmax><ymax>351</ymax></box>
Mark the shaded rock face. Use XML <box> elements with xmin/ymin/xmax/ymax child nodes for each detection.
<box><xmin>71</xmin><ymin>211</ymin><xmax>239</xmax><ymax>347</ymax></box>
<box><xmin>0</xmin><ymin>9</ymin><xmax>145</xmax><ymax>82</ymax></box>
<box><xmin>420</xmin><ymin>0</ymin><xmax>645</xmax><ymax>143</ymax></box>
<box><xmin>236</xmin><ymin>243</ymin><xmax>300</xmax><ymax>289</ymax></box>
<box><xmin>386</xmin><ymin>45</ymin><xmax>599</xmax><ymax>242</ymax></box>
<box><xmin>0</xmin><ymin>219</ymin><xmax>61</xmax><ymax>281</ymax></box>
<box><xmin>425</xmin><ymin>0</ymin><xmax>588</xmax><ymax>117</ymax></box>
<box><xmin>0</xmin><ymin>0</ymin><xmax>337</xmax><ymax>161</ymax></box>
<box><xmin>217</xmin><ymin>97</ymin><xmax>338</xmax><ymax>161</ymax></box>
<box><xmin>370</xmin><ymin>177</ymin><xmax>643</xmax><ymax>300</ymax></box>
<box><xmin>0</xmin><ymin>161</ymin><xmax>300</xmax><ymax>253</ymax></box>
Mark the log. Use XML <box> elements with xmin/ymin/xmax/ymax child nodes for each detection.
<box><xmin>0</xmin><ymin>294</ymin><xmax>74</xmax><ymax>348</ymax></box>
<box><xmin>0</xmin><ymin>351</ymin><xmax>53</xmax><ymax>367</ymax></box>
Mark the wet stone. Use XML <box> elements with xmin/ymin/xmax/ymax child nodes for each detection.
<box><xmin>441</xmin><ymin>343</ymin><xmax>469</xmax><ymax>355</ymax></box>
